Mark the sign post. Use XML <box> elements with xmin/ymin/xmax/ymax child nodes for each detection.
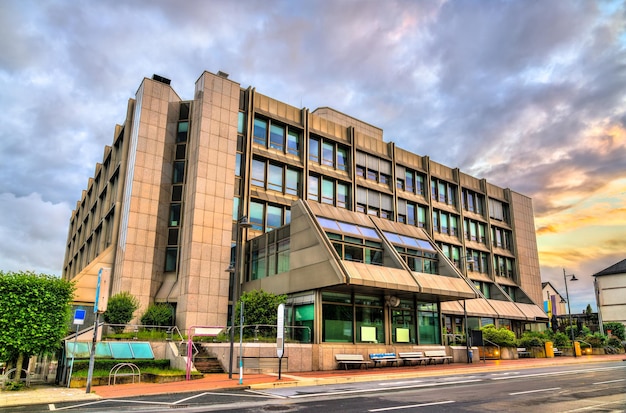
<box><xmin>67</xmin><ymin>308</ymin><xmax>86</xmax><ymax>387</ymax></box>
<box><xmin>276</xmin><ymin>303</ymin><xmax>285</xmax><ymax>380</ymax></box>
<box><xmin>86</xmin><ymin>268</ymin><xmax>110</xmax><ymax>393</ymax></box>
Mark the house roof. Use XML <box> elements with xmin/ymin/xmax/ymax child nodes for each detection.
<box><xmin>593</xmin><ymin>258</ymin><xmax>626</xmax><ymax>277</ymax></box>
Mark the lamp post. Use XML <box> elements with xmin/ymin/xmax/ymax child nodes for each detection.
<box><xmin>227</xmin><ymin>216</ymin><xmax>252</xmax><ymax>379</ymax></box>
<box><xmin>562</xmin><ymin>269</ymin><xmax>578</xmax><ymax>357</ymax></box>
<box><xmin>461</xmin><ymin>254</ymin><xmax>475</xmax><ymax>364</ymax></box>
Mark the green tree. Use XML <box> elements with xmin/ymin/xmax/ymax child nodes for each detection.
<box><xmin>140</xmin><ymin>303</ymin><xmax>174</xmax><ymax>327</ymax></box>
<box><xmin>236</xmin><ymin>289</ymin><xmax>287</xmax><ymax>327</ymax></box>
<box><xmin>0</xmin><ymin>271</ymin><xmax>74</xmax><ymax>376</ymax></box>
<box><xmin>103</xmin><ymin>291</ymin><xmax>139</xmax><ymax>333</ymax></box>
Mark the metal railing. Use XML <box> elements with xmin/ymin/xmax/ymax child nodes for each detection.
<box><xmin>225</xmin><ymin>324</ymin><xmax>312</xmax><ymax>343</ymax></box>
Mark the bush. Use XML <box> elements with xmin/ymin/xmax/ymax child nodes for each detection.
<box><xmin>140</xmin><ymin>303</ymin><xmax>174</xmax><ymax>327</ymax></box>
<box><xmin>552</xmin><ymin>332</ymin><xmax>570</xmax><ymax>348</ymax></box>
<box><xmin>481</xmin><ymin>325</ymin><xmax>516</xmax><ymax>347</ymax></box>
<box><xmin>604</xmin><ymin>322</ymin><xmax>625</xmax><ymax>340</ymax></box>
<box><xmin>584</xmin><ymin>333</ymin><xmax>606</xmax><ymax>348</ymax></box>
<box><xmin>103</xmin><ymin>292</ymin><xmax>140</xmax><ymax>333</ymax></box>
<box><xmin>517</xmin><ymin>331</ymin><xmax>546</xmax><ymax>348</ymax></box>
<box><xmin>607</xmin><ymin>337</ymin><xmax>622</xmax><ymax>348</ymax></box>
<box><xmin>70</xmin><ymin>358</ymin><xmax>170</xmax><ymax>372</ymax></box>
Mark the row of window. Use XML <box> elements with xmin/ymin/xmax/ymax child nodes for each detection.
<box><xmin>249</xmin><ymin>227</ymin><xmax>290</xmax><ymax>280</ymax></box>
<box><xmin>308</xmin><ymin>174</ymin><xmax>350</xmax><ymax>209</ymax></box>
<box><xmin>251</xmin><ymin>158</ymin><xmax>301</xmax><ymax>196</ymax></box>
<box><xmin>253</xmin><ymin>117</ymin><xmax>301</xmax><ymax>156</ymax></box>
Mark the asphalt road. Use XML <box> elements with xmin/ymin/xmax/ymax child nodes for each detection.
<box><xmin>5</xmin><ymin>361</ymin><xmax>625</xmax><ymax>413</ymax></box>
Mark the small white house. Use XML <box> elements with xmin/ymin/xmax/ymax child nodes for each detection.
<box><xmin>593</xmin><ymin>259</ymin><xmax>626</xmax><ymax>328</ymax></box>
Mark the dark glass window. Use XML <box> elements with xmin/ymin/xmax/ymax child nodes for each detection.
<box><xmin>270</xmin><ymin>124</ymin><xmax>285</xmax><ymax>150</ymax></box>
<box><xmin>173</xmin><ymin>162</ymin><xmax>185</xmax><ymax>183</ymax></box>
<box><xmin>309</xmin><ymin>137</ymin><xmax>320</xmax><ymax>163</ymax></box>
<box><xmin>253</xmin><ymin>118</ymin><xmax>267</xmax><ymax>145</ymax></box>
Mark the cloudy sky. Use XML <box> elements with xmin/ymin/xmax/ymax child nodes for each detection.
<box><xmin>1</xmin><ymin>0</ymin><xmax>625</xmax><ymax>313</ymax></box>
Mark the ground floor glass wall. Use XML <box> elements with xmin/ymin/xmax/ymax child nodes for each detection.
<box><xmin>320</xmin><ymin>291</ymin><xmax>440</xmax><ymax>345</ymax></box>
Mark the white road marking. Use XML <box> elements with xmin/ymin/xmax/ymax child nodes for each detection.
<box><xmin>378</xmin><ymin>380</ymin><xmax>424</xmax><ymax>385</ymax></box>
<box><xmin>369</xmin><ymin>400</ymin><xmax>455</xmax><ymax>411</ymax></box>
<box><xmin>592</xmin><ymin>378</ymin><xmax>625</xmax><ymax>385</ymax></box>
<box><xmin>277</xmin><ymin>379</ymin><xmax>482</xmax><ymax>399</ymax></box>
<box><xmin>509</xmin><ymin>387</ymin><xmax>561</xmax><ymax>395</ymax></box>
<box><xmin>491</xmin><ymin>365</ymin><xmax>626</xmax><ymax>380</ymax></box>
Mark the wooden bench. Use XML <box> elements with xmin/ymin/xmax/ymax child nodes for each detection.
<box><xmin>369</xmin><ymin>353</ymin><xmax>400</xmax><ymax>367</ymax></box>
<box><xmin>424</xmin><ymin>350</ymin><xmax>453</xmax><ymax>364</ymax></box>
<box><xmin>335</xmin><ymin>354</ymin><xmax>372</xmax><ymax>370</ymax></box>
<box><xmin>517</xmin><ymin>348</ymin><xmax>531</xmax><ymax>358</ymax></box>
<box><xmin>398</xmin><ymin>351</ymin><xmax>429</xmax><ymax>366</ymax></box>
<box><xmin>553</xmin><ymin>348</ymin><xmax>563</xmax><ymax>356</ymax></box>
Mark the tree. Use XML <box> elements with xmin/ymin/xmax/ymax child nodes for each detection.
<box><xmin>236</xmin><ymin>289</ymin><xmax>287</xmax><ymax>327</ymax></box>
<box><xmin>140</xmin><ymin>303</ymin><xmax>174</xmax><ymax>327</ymax></box>
<box><xmin>102</xmin><ymin>291</ymin><xmax>139</xmax><ymax>333</ymax></box>
<box><xmin>0</xmin><ymin>271</ymin><xmax>74</xmax><ymax>376</ymax></box>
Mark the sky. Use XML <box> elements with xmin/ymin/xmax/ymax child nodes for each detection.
<box><xmin>1</xmin><ymin>0</ymin><xmax>625</xmax><ymax>314</ymax></box>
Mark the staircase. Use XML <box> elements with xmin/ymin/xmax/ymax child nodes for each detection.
<box><xmin>193</xmin><ymin>346</ymin><xmax>224</xmax><ymax>374</ymax></box>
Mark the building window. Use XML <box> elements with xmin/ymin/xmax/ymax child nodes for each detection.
<box><xmin>357</xmin><ymin>151</ymin><xmax>392</xmax><ymax>186</ymax></box>
<box><xmin>310</xmin><ymin>134</ymin><xmax>350</xmax><ymax>171</ymax></box>
<box><xmin>249</xmin><ymin>200</ymin><xmax>291</xmax><ymax>232</ymax></box>
<box><xmin>462</xmin><ymin>189</ymin><xmax>485</xmax><ymax>215</ymax></box>
<box><xmin>237</xmin><ymin>112</ymin><xmax>245</xmax><ymax>134</ymax></box>
<box><xmin>251</xmin><ymin>158</ymin><xmax>302</xmax><ymax>196</ymax></box>
<box><xmin>309</xmin><ymin>174</ymin><xmax>350</xmax><ymax>209</ymax></box>
<box><xmin>173</xmin><ymin>161</ymin><xmax>185</xmax><ymax>184</ymax></box>
<box><xmin>249</xmin><ymin>228</ymin><xmax>290</xmax><ymax>280</ymax></box>
<box><xmin>491</xmin><ymin>226</ymin><xmax>513</xmax><ymax>250</ymax></box>
<box><xmin>309</xmin><ymin>137</ymin><xmax>320</xmax><ymax>163</ymax></box>
<box><xmin>253</xmin><ymin>118</ymin><xmax>267</xmax><ymax>146</ymax></box>
<box><xmin>287</xmin><ymin>130</ymin><xmax>300</xmax><ymax>156</ymax></box>
<box><xmin>322</xmin><ymin>292</ymin><xmax>353</xmax><ymax>342</ymax></box>
<box><xmin>270</xmin><ymin>124</ymin><xmax>285</xmax><ymax>151</ymax></box>
<box><xmin>254</xmin><ymin>116</ymin><xmax>302</xmax><ymax>156</ymax></box>
<box><xmin>308</xmin><ymin>175</ymin><xmax>319</xmax><ymax>202</ymax></box>
<box><xmin>494</xmin><ymin>255</ymin><xmax>515</xmax><ymax>278</ymax></box>
<box><xmin>418</xmin><ymin>303</ymin><xmax>440</xmax><ymax>345</ymax></box>
<box><xmin>488</xmin><ymin>198</ymin><xmax>509</xmax><ymax>223</ymax></box>
<box><xmin>165</xmin><ymin>247</ymin><xmax>178</xmax><ymax>272</ymax></box>
<box><xmin>357</xmin><ymin>187</ymin><xmax>393</xmax><ymax>219</ymax></box>
<box><xmin>431</xmin><ymin>177</ymin><xmax>457</xmax><ymax>206</ymax></box>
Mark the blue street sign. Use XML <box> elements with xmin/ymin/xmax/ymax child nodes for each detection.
<box><xmin>74</xmin><ymin>309</ymin><xmax>86</xmax><ymax>325</ymax></box>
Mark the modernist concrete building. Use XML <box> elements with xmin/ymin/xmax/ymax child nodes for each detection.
<box><xmin>593</xmin><ymin>259</ymin><xmax>626</xmax><ymax>328</ymax></box>
<box><xmin>63</xmin><ymin>71</ymin><xmax>547</xmax><ymax>352</ymax></box>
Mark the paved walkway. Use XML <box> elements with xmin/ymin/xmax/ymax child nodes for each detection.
<box><xmin>1</xmin><ymin>354</ymin><xmax>624</xmax><ymax>408</ymax></box>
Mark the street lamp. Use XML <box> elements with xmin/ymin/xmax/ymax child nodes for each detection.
<box><xmin>227</xmin><ymin>216</ymin><xmax>252</xmax><ymax>379</ymax></box>
<box><xmin>461</xmin><ymin>254</ymin><xmax>475</xmax><ymax>364</ymax></box>
<box><xmin>562</xmin><ymin>269</ymin><xmax>578</xmax><ymax>357</ymax></box>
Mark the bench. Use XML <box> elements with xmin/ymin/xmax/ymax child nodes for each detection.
<box><xmin>553</xmin><ymin>348</ymin><xmax>563</xmax><ymax>356</ymax></box>
<box><xmin>517</xmin><ymin>348</ymin><xmax>531</xmax><ymax>358</ymax></box>
<box><xmin>398</xmin><ymin>352</ymin><xmax>429</xmax><ymax>366</ymax></box>
<box><xmin>335</xmin><ymin>354</ymin><xmax>372</xmax><ymax>370</ymax></box>
<box><xmin>424</xmin><ymin>350</ymin><xmax>453</xmax><ymax>364</ymax></box>
<box><xmin>369</xmin><ymin>353</ymin><xmax>400</xmax><ymax>367</ymax></box>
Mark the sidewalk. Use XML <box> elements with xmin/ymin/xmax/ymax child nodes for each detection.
<box><xmin>1</xmin><ymin>354</ymin><xmax>624</xmax><ymax>408</ymax></box>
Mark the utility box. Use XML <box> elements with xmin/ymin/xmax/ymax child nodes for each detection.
<box><xmin>545</xmin><ymin>341</ymin><xmax>554</xmax><ymax>358</ymax></box>
<box><xmin>574</xmin><ymin>341</ymin><xmax>582</xmax><ymax>357</ymax></box>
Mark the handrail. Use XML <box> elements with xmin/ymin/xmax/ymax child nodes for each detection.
<box><xmin>482</xmin><ymin>338</ymin><xmax>501</xmax><ymax>359</ymax></box>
